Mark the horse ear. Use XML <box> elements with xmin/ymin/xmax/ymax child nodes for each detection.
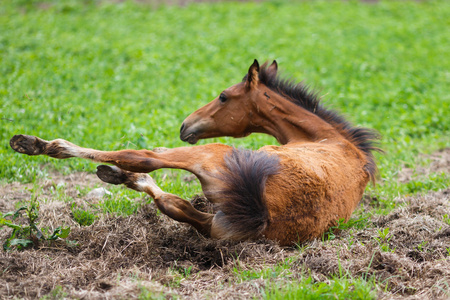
<box><xmin>267</xmin><ymin>60</ymin><xmax>278</xmax><ymax>75</ymax></box>
<box><xmin>245</xmin><ymin>59</ymin><xmax>260</xmax><ymax>89</ymax></box>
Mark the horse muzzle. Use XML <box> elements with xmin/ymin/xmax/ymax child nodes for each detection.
<box><xmin>180</xmin><ymin>122</ymin><xmax>200</xmax><ymax>144</ymax></box>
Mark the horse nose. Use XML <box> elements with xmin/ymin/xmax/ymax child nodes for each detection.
<box><xmin>180</xmin><ymin>123</ymin><xmax>185</xmax><ymax>134</ymax></box>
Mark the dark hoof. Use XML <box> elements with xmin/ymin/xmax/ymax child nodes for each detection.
<box><xmin>10</xmin><ymin>135</ymin><xmax>47</xmax><ymax>155</ymax></box>
<box><xmin>96</xmin><ymin>165</ymin><xmax>128</xmax><ymax>185</ymax></box>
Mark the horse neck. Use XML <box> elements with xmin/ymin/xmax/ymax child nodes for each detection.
<box><xmin>249</xmin><ymin>91</ymin><xmax>341</xmax><ymax>145</ymax></box>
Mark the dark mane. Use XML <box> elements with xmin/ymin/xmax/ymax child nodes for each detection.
<box><xmin>246</xmin><ymin>62</ymin><xmax>382</xmax><ymax>182</ymax></box>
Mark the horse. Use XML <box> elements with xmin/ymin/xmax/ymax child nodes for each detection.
<box><xmin>10</xmin><ymin>60</ymin><xmax>380</xmax><ymax>246</ymax></box>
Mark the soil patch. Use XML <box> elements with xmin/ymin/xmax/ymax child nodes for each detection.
<box><xmin>398</xmin><ymin>148</ymin><xmax>450</xmax><ymax>183</ymax></box>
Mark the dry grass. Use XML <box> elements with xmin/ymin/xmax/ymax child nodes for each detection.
<box><xmin>0</xmin><ymin>151</ymin><xmax>449</xmax><ymax>299</ymax></box>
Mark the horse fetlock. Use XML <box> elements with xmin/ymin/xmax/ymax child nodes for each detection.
<box><xmin>10</xmin><ymin>134</ymin><xmax>48</xmax><ymax>156</ymax></box>
<box><xmin>135</xmin><ymin>175</ymin><xmax>163</xmax><ymax>196</ymax></box>
<box><xmin>96</xmin><ymin>164</ymin><xmax>160</xmax><ymax>194</ymax></box>
<box><xmin>97</xmin><ymin>165</ymin><xmax>140</xmax><ymax>190</ymax></box>
<box><xmin>43</xmin><ymin>139</ymin><xmax>78</xmax><ymax>158</ymax></box>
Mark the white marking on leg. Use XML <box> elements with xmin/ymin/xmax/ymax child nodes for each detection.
<box><xmin>54</xmin><ymin>139</ymin><xmax>101</xmax><ymax>160</ymax></box>
<box><xmin>135</xmin><ymin>176</ymin><xmax>164</xmax><ymax>198</ymax></box>
<box><xmin>54</xmin><ymin>140</ymin><xmax>83</xmax><ymax>157</ymax></box>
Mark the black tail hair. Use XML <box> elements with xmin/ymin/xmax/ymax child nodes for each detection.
<box><xmin>215</xmin><ymin>148</ymin><xmax>279</xmax><ymax>240</ymax></box>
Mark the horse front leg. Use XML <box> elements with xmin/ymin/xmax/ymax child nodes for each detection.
<box><xmin>10</xmin><ymin>134</ymin><xmax>164</xmax><ymax>173</ymax></box>
<box><xmin>10</xmin><ymin>134</ymin><xmax>271</xmax><ymax>241</ymax></box>
<box><xmin>96</xmin><ymin>165</ymin><xmax>214</xmax><ymax>236</ymax></box>
<box><xmin>10</xmin><ymin>135</ymin><xmax>231</xmax><ymax>200</ymax></box>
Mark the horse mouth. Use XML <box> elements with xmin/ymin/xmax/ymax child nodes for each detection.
<box><xmin>181</xmin><ymin>133</ymin><xmax>199</xmax><ymax>144</ymax></box>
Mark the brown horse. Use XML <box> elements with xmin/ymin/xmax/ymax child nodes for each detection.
<box><xmin>10</xmin><ymin>60</ymin><xmax>380</xmax><ymax>246</ymax></box>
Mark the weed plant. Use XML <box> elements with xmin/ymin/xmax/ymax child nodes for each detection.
<box><xmin>0</xmin><ymin>197</ymin><xmax>71</xmax><ymax>250</ymax></box>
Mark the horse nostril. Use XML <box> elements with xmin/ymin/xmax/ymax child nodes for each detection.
<box><xmin>180</xmin><ymin>123</ymin><xmax>185</xmax><ymax>133</ymax></box>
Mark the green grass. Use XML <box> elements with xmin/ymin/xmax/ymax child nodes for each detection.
<box><xmin>138</xmin><ymin>286</ymin><xmax>166</xmax><ymax>300</ymax></box>
<box><xmin>233</xmin><ymin>258</ymin><xmax>293</xmax><ymax>282</ymax></box>
<box><xmin>39</xmin><ymin>285</ymin><xmax>68</xmax><ymax>300</ymax></box>
<box><xmin>99</xmin><ymin>192</ymin><xmax>142</xmax><ymax>216</ymax></box>
<box><xmin>1</xmin><ymin>0</ymin><xmax>449</xmax><ymax>201</ymax></box>
<box><xmin>264</xmin><ymin>276</ymin><xmax>376</xmax><ymax>300</ymax></box>
<box><xmin>71</xmin><ymin>204</ymin><xmax>97</xmax><ymax>226</ymax></box>
<box><xmin>231</xmin><ymin>257</ymin><xmax>376</xmax><ymax>299</ymax></box>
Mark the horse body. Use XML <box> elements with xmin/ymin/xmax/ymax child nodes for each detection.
<box><xmin>260</xmin><ymin>141</ymin><xmax>369</xmax><ymax>245</ymax></box>
<box><xmin>10</xmin><ymin>60</ymin><xmax>379</xmax><ymax>246</ymax></box>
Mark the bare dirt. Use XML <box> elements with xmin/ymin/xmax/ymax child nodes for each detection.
<box><xmin>398</xmin><ymin>148</ymin><xmax>450</xmax><ymax>183</ymax></box>
<box><xmin>0</xmin><ymin>150</ymin><xmax>449</xmax><ymax>299</ymax></box>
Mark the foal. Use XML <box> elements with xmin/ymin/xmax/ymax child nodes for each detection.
<box><xmin>10</xmin><ymin>60</ymin><xmax>379</xmax><ymax>246</ymax></box>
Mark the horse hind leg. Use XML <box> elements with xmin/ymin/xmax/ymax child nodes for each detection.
<box><xmin>96</xmin><ymin>165</ymin><xmax>214</xmax><ymax>236</ymax></box>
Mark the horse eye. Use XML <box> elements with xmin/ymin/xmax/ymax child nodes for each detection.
<box><xmin>219</xmin><ymin>93</ymin><xmax>228</xmax><ymax>103</ymax></box>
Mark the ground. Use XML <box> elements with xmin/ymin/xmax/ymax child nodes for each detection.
<box><xmin>0</xmin><ymin>149</ymin><xmax>449</xmax><ymax>299</ymax></box>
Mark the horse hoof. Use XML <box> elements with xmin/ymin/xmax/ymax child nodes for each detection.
<box><xmin>10</xmin><ymin>135</ymin><xmax>46</xmax><ymax>155</ymax></box>
<box><xmin>96</xmin><ymin>165</ymin><xmax>128</xmax><ymax>185</ymax></box>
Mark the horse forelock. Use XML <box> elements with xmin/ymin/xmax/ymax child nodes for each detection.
<box><xmin>243</xmin><ymin>62</ymin><xmax>382</xmax><ymax>182</ymax></box>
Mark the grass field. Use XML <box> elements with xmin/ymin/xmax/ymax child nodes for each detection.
<box><xmin>0</xmin><ymin>0</ymin><xmax>449</xmax><ymax>299</ymax></box>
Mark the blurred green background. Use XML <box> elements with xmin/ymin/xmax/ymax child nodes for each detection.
<box><xmin>1</xmin><ymin>0</ymin><xmax>449</xmax><ymax>203</ymax></box>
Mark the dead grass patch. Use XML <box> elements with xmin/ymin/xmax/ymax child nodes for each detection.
<box><xmin>0</xmin><ymin>172</ymin><xmax>449</xmax><ymax>299</ymax></box>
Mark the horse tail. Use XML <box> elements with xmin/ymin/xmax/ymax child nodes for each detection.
<box><xmin>211</xmin><ymin>148</ymin><xmax>279</xmax><ymax>241</ymax></box>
